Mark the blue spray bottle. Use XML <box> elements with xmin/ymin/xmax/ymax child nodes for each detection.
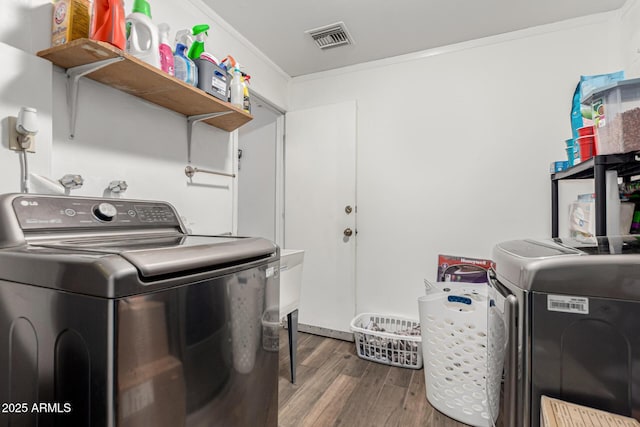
<box><xmin>174</xmin><ymin>30</ymin><xmax>197</xmax><ymax>86</ymax></box>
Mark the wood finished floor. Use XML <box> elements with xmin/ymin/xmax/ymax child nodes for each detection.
<box><xmin>277</xmin><ymin>329</ymin><xmax>474</xmax><ymax>427</ymax></box>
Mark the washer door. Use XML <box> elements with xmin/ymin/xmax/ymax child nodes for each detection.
<box><xmin>487</xmin><ymin>271</ymin><xmax>518</xmax><ymax>427</ymax></box>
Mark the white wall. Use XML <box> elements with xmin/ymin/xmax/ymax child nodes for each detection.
<box><xmin>0</xmin><ymin>0</ymin><xmax>288</xmax><ymax>235</ymax></box>
<box><xmin>288</xmin><ymin>12</ymin><xmax>625</xmax><ymax>319</ymax></box>
<box><xmin>0</xmin><ymin>42</ymin><xmax>52</xmax><ymax>194</ymax></box>
<box><xmin>621</xmin><ymin>0</ymin><xmax>640</xmax><ymax>77</ymax></box>
<box><xmin>50</xmin><ymin>70</ymin><xmax>237</xmax><ymax>234</ymax></box>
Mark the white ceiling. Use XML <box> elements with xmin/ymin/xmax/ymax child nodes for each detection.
<box><xmin>202</xmin><ymin>0</ymin><xmax>627</xmax><ymax>77</ymax></box>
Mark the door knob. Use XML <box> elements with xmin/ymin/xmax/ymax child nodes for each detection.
<box><xmin>344</xmin><ymin>228</ymin><xmax>353</xmax><ymax>237</ymax></box>
<box><xmin>345</xmin><ymin>205</ymin><xmax>353</xmax><ymax>214</ymax></box>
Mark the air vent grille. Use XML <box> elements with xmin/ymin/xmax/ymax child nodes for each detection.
<box><xmin>306</xmin><ymin>22</ymin><xmax>354</xmax><ymax>50</ymax></box>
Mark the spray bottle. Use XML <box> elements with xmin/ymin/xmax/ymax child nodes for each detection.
<box><xmin>230</xmin><ymin>66</ymin><xmax>243</xmax><ymax>108</ymax></box>
<box><xmin>125</xmin><ymin>0</ymin><xmax>160</xmax><ymax>68</ymax></box>
<box><xmin>158</xmin><ymin>23</ymin><xmax>174</xmax><ymax>76</ymax></box>
<box><xmin>187</xmin><ymin>24</ymin><xmax>210</xmax><ymax>60</ymax></box>
<box><xmin>174</xmin><ymin>30</ymin><xmax>197</xmax><ymax>86</ymax></box>
<box><xmin>242</xmin><ymin>72</ymin><xmax>251</xmax><ymax>114</ymax></box>
<box><xmin>220</xmin><ymin>55</ymin><xmax>236</xmax><ymax>73</ymax></box>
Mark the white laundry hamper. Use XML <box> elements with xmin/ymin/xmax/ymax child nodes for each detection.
<box><xmin>418</xmin><ymin>281</ymin><xmax>505</xmax><ymax>427</ymax></box>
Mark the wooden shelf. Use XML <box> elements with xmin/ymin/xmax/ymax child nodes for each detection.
<box><xmin>37</xmin><ymin>38</ymin><xmax>252</xmax><ymax>132</ymax></box>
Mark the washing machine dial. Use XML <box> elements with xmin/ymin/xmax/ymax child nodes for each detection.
<box><xmin>94</xmin><ymin>203</ymin><xmax>117</xmax><ymax>222</ymax></box>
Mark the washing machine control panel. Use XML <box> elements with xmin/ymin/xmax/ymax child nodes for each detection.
<box><xmin>12</xmin><ymin>195</ymin><xmax>181</xmax><ymax>230</ymax></box>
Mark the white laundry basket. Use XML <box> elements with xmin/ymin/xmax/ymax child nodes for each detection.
<box><xmin>418</xmin><ymin>281</ymin><xmax>505</xmax><ymax>427</ymax></box>
<box><xmin>350</xmin><ymin>313</ymin><xmax>422</xmax><ymax>369</ymax></box>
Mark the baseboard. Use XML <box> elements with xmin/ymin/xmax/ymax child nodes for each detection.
<box><xmin>295</xmin><ymin>323</ymin><xmax>354</xmax><ymax>342</ymax></box>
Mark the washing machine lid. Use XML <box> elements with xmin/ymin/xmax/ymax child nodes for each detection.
<box><xmin>36</xmin><ymin>234</ymin><xmax>277</xmax><ymax>278</ymax></box>
<box><xmin>494</xmin><ymin>239</ymin><xmax>582</xmax><ymax>258</ymax></box>
<box><xmin>558</xmin><ymin>235</ymin><xmax>640</xmax><ymax>255</ymax></box>
<box><xmin>0</xmin><ymin>233</ymin><xmax>277</xmax><ymax>298</ymax></box>
<box><xmin>493</xmin><ymin>237</ymin><xmax>640</xmax><ymax>300</ymax></box>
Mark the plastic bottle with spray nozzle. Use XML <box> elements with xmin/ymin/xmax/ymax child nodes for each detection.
<box><xmin>242</xmin><ymin>72</ymin><xmax>251</xmax><ymax>114</ymax></box>
<box><xmin>158</xmin><ymin>23</ymin><xmax>174</xmax><ymax>76</ymax></box>
<box><xmin>230</xmin><ymin>66</ymin><xmax>243</xmax><ymax>108</ymax></box>
<box><xmin>174</xmin><ymin>30</ymin><xmax>197</xmax><ymax>86</ymax></box>
<box><xmin>188</xmin><ymin>24</ymin><xmax>209</xmax><ymax>60</ymax></box>
<box><xmin>220</xmin><ymin>55</ymin><xmax>236</xmax><ymax>73</ymax></box>
<box><xmin>125</xmin><ymin>0</ymin><xmax>160</xmax><ymax>68</ymax></box>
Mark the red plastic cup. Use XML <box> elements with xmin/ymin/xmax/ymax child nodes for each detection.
<box><xmin>577</xmin><ymin>135</ymin><xmax>595</xmax><ymax>161</ymax></box>
<box><xmin>577</xmin><ymin>126</ymin><xmax>595</xmax><ymax>137</ymax></box>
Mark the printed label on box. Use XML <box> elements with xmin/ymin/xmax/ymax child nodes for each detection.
<box><xmin>437</xmin><ymin>254</ymin><xmax>495</xmax><ymax>284</ymax></box>
<box><xmin>593</xmin><ymin>98</ymin><xmax>606</xmax><ymax>128</ymax></box>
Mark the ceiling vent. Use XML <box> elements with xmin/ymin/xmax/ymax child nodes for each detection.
<box><xmin>306</xmin><ymin>22</ymin><xmax>354</xmax><ymax>50</ymax></box>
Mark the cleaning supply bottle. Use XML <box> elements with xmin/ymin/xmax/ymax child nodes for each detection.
<box><xmin>230</xmin><ymin>66</ymin><xmax>243</xmax><ymax>108</ymax></box>
<box><xmin>125</xmin><ymin>0</ymin><xmax>160</xmax><ymax>68</ymax></box>
<box><xmin>220</xmin><ymin>55</ymin><xmax>236</xmax><ymax>73</ymax></box>
<box><xmin>187</xmin><ymin>24</ymin><xmax>210</xmax><ymax>60</ymax></box>
<box><xmin>157</xmin><ymin>23</ymin><xmax>174</xmax><ymax>76</ymax></box>
<box><xmin>242</xmin><ymin>73</ymin><xmax>251</xmax><ymax>113</ymax></box>
<box><xmin>174</xmin><ymin>30</ymin><xmax>197</xmax><ymax>86</ymax></box>
<box><xmin>90</xmin><ymin>0</ymin><xmax>126</xmax><ymax>50</ymax></box>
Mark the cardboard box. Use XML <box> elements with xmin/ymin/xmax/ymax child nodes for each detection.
<box><xmin>118</xmin><ymin>356</ymin><xmax>186</xmax><ymax>427</ymax></box>
<box><xmin>51</xmin><ymin>0</ymin><xmax>90</xmax><ymax>46</ymax></box>
<box><xmin>541</xmin><ymin>396</ymin><xmax>640</xmax><ymax>427</ymax></box>
<box><xmin>569</xmin><ymin>201</ymin><xmax>635</xmax><ymax>237</ymax></box>
<box><xmin>550</xmin><ymin>161</ymin><xmax>569</xmax><ymax>173</ymax></box>
<box><xmin>437</xmin><ymin>254</ymin><xmax>495</xmax><ymax>283</ymax></box>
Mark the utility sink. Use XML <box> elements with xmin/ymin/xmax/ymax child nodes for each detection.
<box><xmin>279</xmin><ymin>248</ymin><xmax>304</xmax><ymax>384</ymax></box>
<box><xmin>279</xmin><ymin>249</ymin><xmax>304</xmax><ymax>318</ymax></box>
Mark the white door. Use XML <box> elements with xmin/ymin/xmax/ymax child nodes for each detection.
<box><xmin>284</xmin><ymin>101</ymin><xmax>357</xmax><ymax>334</ymax></box>
<box><xmin>237</xmin><ymin>103</ymin><xmax>282</xmax><ymax>242</ymax></box>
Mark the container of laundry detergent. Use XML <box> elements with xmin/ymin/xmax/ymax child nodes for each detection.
<box><xmin>174</xmin><ymin>30</ymin><xmax>197</xmax><ymax>86</ymax></box>
<box><xmin>90</xmin><ymin>0</ymin><xmax>126</xmax><ymax>50</ymax></box>
<box><xmin>125</xmin><ymin>0</ymin><xmax>160</xmax><ymax>68</ymax></box>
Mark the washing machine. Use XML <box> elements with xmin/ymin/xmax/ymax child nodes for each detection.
<box><xmin>0</xmin><ymin>193</ymin><xmax>279</xmax><ymax>427</ymax></box>
<box><xmin>491</xmin><ymin>236</ymin><xmax>640</xmax><ymax>427</ymax></box>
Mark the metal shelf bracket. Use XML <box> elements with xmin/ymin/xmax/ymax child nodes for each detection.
<box><xmin>66</xmin><ymin>56</ymin><xmax>124</xmax><ymax>139</ymax></box>
<box><xmin>186</xmin><ymin>111</ymin><xmax>233</xmax><ymax>163</ymax></box>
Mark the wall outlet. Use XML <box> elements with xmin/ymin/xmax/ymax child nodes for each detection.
<box><xmin>7</xmin><ymin>116</ymin><xmax>36</xmax><ymax>153</ymax></box>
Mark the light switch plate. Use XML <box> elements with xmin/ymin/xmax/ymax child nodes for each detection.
<box><xmin>7</xmin><ymin>116</ymin><xmax>35</xmax><ymax>153</ymax></box>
